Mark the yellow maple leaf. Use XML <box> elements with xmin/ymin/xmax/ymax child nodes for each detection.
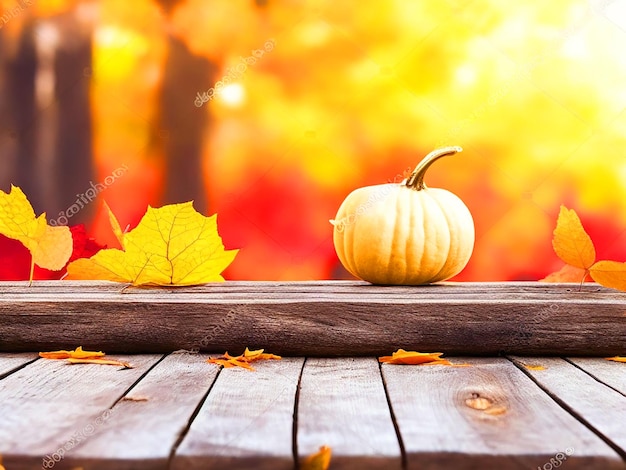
<box><xmin>0</xmin><ymin>185</ymin><xmax>73</xmax><ymax>281</ymax></box>
<box><xmin>39</xmin><ymin>346</ymin><xmax>105</xmax><ymax>360</ymax></box>
<box><xmin>589</xmin><ymin>261</ymin><xmax>626</xmax><ymax>292</ymax></box>
<box><xmin>552</xmin><ymin>206</ymin><xmax>596</xmax><ymax>270</ymax></box>
<box><xmin>301</xmin><ymin>446</ymin><xmax>332</xmax><ymax>470</ymax></box>
<box><xmin>66</xmin><ymin>201</ymin><xmax>238</xmax><ymax>286</ymax></box>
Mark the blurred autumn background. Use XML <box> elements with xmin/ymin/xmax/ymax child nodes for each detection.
<box><xmin>1</xmin><ymin>0</ymin><xmax>625</xmax><ymax>281</ymax></box>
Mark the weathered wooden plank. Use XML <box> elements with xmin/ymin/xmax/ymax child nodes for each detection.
<box><xmin>297</xmin><ymin>358</ymin><xmax>402</xmax><ymax>469</ymax></box>
<box><xmin>567</xmin><ymin>357</ymin><xmax>626</xmax><ymax>394</ymax></box>
<box><xmin>172</xmin><ymin>357</ymin><xmax>303</xmax><ymax>470</ymax></box>
<box><xmin>0</xmin><ymin>354</ymin><xmax>163</xmax><ymax>470</ymax></box>
<box><xmin>511</xmin><ymin>356</ymin><xmax>626</xmax><ymax>459</ymax></box>
<box><xmin>0</xmin><ymin>352</ymin><xmax>38</xmax><ymax>378</ymax></box>
<box><xmin>382</xmin><ymin>357</ymin><xmax>626</xmax><ymax>469</ymax></box>
<box><xmin>0</xmin><ymin>282</ymin><xmax>624</xmax><ymax>356</ymax></box>
<box><xmin>0</xmin><ymin>281</ymin><xmax>623</xmax><ymax>298</ymax></box>
<box><xmin>52</xmin><ymin>352</ymin><xmax>218</xmax><ymax>470</ymax></box>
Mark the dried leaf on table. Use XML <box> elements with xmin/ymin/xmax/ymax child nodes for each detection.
<box><xmin>39</xmin><ymin>346</ymin><xmax>105</xmax><ymax>360</ymax></box>
<box><xmin>301</xmin><ymin>445</ymin><xmax>332</xmax><ymax>470</ymax></box>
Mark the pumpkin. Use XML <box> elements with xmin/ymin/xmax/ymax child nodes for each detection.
<box><xmin>331</xmin><ymin>146</ymin><xmax>474</xmax><ymax>285</ymax></box>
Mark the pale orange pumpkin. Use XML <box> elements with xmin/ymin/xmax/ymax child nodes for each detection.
<box><xmin>331</xmin><ymin>147</ymin><xmax>474</xmax><ymax>285</ymax></box>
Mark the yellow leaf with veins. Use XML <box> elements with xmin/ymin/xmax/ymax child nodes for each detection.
<box><xmin>552</xmin><ymin>206</ymin><xmax>596</xmax><ymax>270</ymax></box>
<box><xmin>589</xmin><ymin>261</ymin><xmax>626</xmax><ymax>292</ymax></box>
<box><xmin>0</xmin><ymin>185</ymin><xmax>73</xmax><ymax>281</ymax></box>
<box><xmin>66</xmin><ymin>201</ymin><xmax>238</xmax><ymax>286</ymax></box>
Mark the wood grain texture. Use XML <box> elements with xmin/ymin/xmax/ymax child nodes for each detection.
<box><xmin>297</xmin><ymin>357</ymin><xmax>402</xmax><ymax>469</ymax></box>
<box><xmin>0</xmin><ymin>354</ymin><xmax>162</xmax><ymax>470</ymax></box>
<box><xmin>55</xmin><ymin>352</ymin><xmax>218</xmax><ymax>470</ymax></box>
<box><xmin>1</xmin><ymin>281</ymin><xmax>625</xmax><ymax>356</ymax></box>
<box><xmin>0</xmin><ymin>352</ymin><xmax>38</xmax><ymax>378</ymax></box>
<box><xmin>511</xmin><ymin>356</ymin><xmax>626</xmax><ymax>459</ymax></box>
<box><xmin>382</xmin><ymin>357</ymin><xmax>626</xmax><ymax>470</ymax></box>
<box><xmin>171</xmin><ymin>357</ymin><xmax>304</xmax><ymax>470</ymax></box>
<box><xmin>567</xmin><ymin>357</ymin><xmax>626</xmax><ymax>393</ymax></box>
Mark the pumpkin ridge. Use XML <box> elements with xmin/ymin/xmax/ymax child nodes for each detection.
<box><xmin>428</xmin><ymin>191</ymin><xmax>455</xmax><ymax>282</ymax></box>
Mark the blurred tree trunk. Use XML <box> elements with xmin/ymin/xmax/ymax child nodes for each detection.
<box><xmin>52</xmin><ymin>12</ymin><xmax>94</xmax><ymax>224</ymax></box>
<box><xmin>0</xmin><ymin>11</ymin><xmax>93</xmax><ymax>224</ymax></box>
<box><xmin>2</xmin><ymin>23</ymin><xmax>38</xmax><ymax>202</ymax></box>
<box><xmin>155</xmin><ymin>33</ymin><xmax>216</xmax><ymax>214</ymax></box>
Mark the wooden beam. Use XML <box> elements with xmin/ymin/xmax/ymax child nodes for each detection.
<box><xmin>1</xmin><ymin>281</ymin><xmax>625</xmax><ymax>356</ymax></box>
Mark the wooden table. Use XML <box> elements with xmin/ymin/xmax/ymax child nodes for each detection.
<box><xmin>1</xmin><ymin>281</ymin><xmax>626</xmax><ymax>469</ymax></box>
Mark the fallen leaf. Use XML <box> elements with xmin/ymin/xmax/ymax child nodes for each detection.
<box><xmin>552</xmin><ymin>206</ymin><xmax>596</xmax><ymax>270</ymax></box>
<box><xmin>0</xmin><ymin>185</ymin><xmax>73</xmax><ymax>282</ymax></box>
<box><xmin>243</xmin><ymin>347</ymin><xmax>282</xmax><ymax>361</ymax></box>
<box><xmin>379</xmin><ymin>349</ymin><xmax>451</xmax><ymax>365</ymax></box>
<box><xmin>39</xmin><ymin>346</ymin><xmax>105</xmax><ymax>360</ymax></box>
<box><xmin>589</xmin><ymin>261</ymin><xmax>626</xmax><ymax>292</ymax></box>
<box><xmin>522</xmin><ymin>363</ymin><xmax>546</xmax><ymax>371</ymax></box>
<box><xmin>0</xmin><ymin>454</ymin><xmax>4</xmax><ymax>470</ymax></box>
<box><xmin>207</xmin><ymin>348</ymin><xmax>282</xmax><ymax>371</ymax></box>
<box><xmin>605</xmin><ymin>356</ymin><xmax>626</xmax><ymax>363</ymax></box>
<box><xmin>66</xmin><ymin>201</ymin><xmax>238</xmax><ymax>286</ymax></box>
<box><xmin>301</xmin><ymin>445</ymin><xmax>332</xmax><ymax>470</ymax></box>
<box><xmin>540</xmin><ymin>264</ymin><xmax>587</xmax><ymax>283</ymax></box>
<box><xmin>208</xmin><ymin>357</ymin><xmax>255</xmax><ymax>370</ymax></box>
<box><xmin>68</xmin><ymin>358</ymin><xmax>133</xmax><ymax>368</ymax></box>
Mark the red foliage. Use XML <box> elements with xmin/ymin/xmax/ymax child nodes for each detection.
<box><xmin>0</xmin><ymin>224</ymin><xmax>105</xmax><ymax>281</ymax></box>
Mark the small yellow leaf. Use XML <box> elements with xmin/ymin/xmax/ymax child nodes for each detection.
<box><xmin>301</xmin><ymin>445</ymin><xmax>332</xmax><ymax>470</ymax></box>
<box><xmin>66</xmin><ymin>201</ymin><xmax>238</xmax><ymax>286</ymax></box>
<box><xmin>104</xmin><ymin>201</ymin><xmax>125</xmax><ymax>248</ymax></box>
<box><xmin>539</xmin><ymin>264</ymin><xmax>587</xmax><ymax>283</ymax></box>
<box><xmin>39</xmin><ymin>346</ymin><xmax>105</xmax><ymax>360</ymax></box>
<box><xmin>605</xmin><ymin>356</ymin><xmax>626</xmax><ymax>363</ymax></box>
<box><xmin>523</xmin><ymin>364</ymin><xmax>546</xmax><ymax>371</ymax></box>
<box><xmin>0</xmin><ymin>185</ymin><xmax>73</xmax><ymax>278</ymax></box>
<box><xmin>589</xmin><ymin>260</ymin><xmax>626</xmax><ymax>292</ymax></box>
<box><xmin>67</xmin><ymin>358</ymin><xmax>133</xmax><ymax>368</ymax></box>
<box><xmin>552</xmin><ymin>206</ymin><xmax>596</xmax><ymax>270</ymax></box>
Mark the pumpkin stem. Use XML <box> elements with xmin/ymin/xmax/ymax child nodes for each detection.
<box><xmin>405</xmin><ymin>146</ymin><xmax>463</xmax><ymax>190</ymax></box>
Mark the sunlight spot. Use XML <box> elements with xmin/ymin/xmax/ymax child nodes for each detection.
<box><xmin>219</xmin><ymin>83</ymin><xmax>245</xmax><ymax>107</ymax></box>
